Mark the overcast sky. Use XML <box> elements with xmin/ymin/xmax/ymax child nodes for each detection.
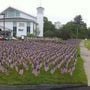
<box><xmin>0</xmin><ymin>0</ymin><xmax>90</xmax><ymax>27</ymax></box>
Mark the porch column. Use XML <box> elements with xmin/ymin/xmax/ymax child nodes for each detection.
<box><xmin>30</xmin><ymin>22</ymin><xmax>33</xmax><ymax>34</ymax></box>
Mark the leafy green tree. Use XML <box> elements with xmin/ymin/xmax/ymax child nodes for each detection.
<box><xmin>87</xmin><ymin>28</ymin><xmax>90</xmax><ymax>38</ymax></box>
<box><xmin>44</xmin><ymin>17</ymin><xmax>56</xmax><ymax>37</ymax></box>
<box><xmin>74</xmin><ymin>15</ymin><xmax>82</xmax><ymax>24</ymax></box>
<box><xmin>74</xmin><ymin>15</ymin><xmax>87</xmax><ymax>38</ymax></box>
<box><xmin>59</xmin><ymin>15</ymin><xmax>88</xmax><ymax>39</ymax></box>
<box><xmin>43</xmin><ymin>15</ymin><xmax>88</xmax><ymax>39</ymax></box>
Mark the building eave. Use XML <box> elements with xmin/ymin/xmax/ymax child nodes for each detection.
<box><xmin>0</xmin><ymin>17</ymin><xmax>38</xmax><ymax>24</ymax></box>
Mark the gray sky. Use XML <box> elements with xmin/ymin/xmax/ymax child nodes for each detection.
<box><xmin>0</xmin><ymin>0</ymin><xmax>90</xmax><ymax>27</ymax></box>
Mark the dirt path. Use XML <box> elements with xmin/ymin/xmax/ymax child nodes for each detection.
<box><xmin>80</xmin><ymin>41</ymin><xmax>90</xmax><ymax>86</ymax></box>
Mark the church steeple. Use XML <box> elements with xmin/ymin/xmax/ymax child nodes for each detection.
<box><xmin>37</xmin><ymin>1</ymin><xmax>44</xmax><ymax>37</ymax></box>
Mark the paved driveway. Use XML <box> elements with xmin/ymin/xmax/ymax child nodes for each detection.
<box><xmin>80</xmin><ymin>41</ymin><xmax>90</xmax><ymax>86</ymax></box>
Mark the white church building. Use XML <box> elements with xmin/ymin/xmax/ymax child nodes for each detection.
<box><xmin>0</xmin><ymin>6</ymin><xmax>44</xmax><ymax>37</ymax></box>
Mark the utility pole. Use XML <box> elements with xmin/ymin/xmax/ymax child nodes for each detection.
<box><xmin>3</xmin><ymin>14</ymin><xmax>5</xmax><ymax>38</ymax></box>
<box><xmin>1</xmin><ymin>14</ymin><xmax>5</xmax><ymax>37</ymax></box>
<box><xmin>76</xmin><ymin>27</ymin><xmax>78</xmax><ymax>39</ymax></box>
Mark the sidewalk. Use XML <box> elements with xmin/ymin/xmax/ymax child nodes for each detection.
<box><xmin>80</xmin><ymin>41</ymin><xmax>90</xmax><ymax>86</ymax></box>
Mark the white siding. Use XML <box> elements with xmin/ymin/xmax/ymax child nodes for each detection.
<box><xmin>17</xmin><ymin>22</ymin><xmax>27</xmax><ymax>37</ymax></box>
<box><xmin>5</xmin><ymin>22</ymin><xmax>13</xmax><ymax>30</ymax></box>
<box><xmin>0</xmin><ymin>21</ymin><xmax>35</xmax><ymax>37</ymax></box>
<box><xmin>20</xmin><ymin>13</ymin><xmax>37</xmax><ymax>22</ymax></box>
<box><xmin>0</xmin><ymin>22</ymin><xmax>13</xmax><ymax>30</ymax></box>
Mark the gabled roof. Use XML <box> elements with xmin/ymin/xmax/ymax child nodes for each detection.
<box><xmin>0</xmin><ymin>6</ymin><xmax>37</xmax><ymax>19</ymax></box>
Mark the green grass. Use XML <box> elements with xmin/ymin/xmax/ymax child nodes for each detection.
<box><xmin>85</xmin><ymin>40</ymin><xmax>90</xmax><ymax>50</ymax></box>
<box><xmin>0</xmin><ymin>52</ymin><xmax>87</xmax><ymax>85</ymax></box>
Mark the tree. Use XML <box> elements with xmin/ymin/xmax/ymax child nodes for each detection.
<box><xmin>87</xmin><ymin>27</ymin><xmax>90</xmax><ymax>38</ymax></box>
<box><xmin>59</xmin><ymin>15</ymin><xmax>88</xmax><ymax>39</ymax></box>
<box><xmin>74</xmin><ymin>15</ymin><xmax>87</xmax><ymax>38</ymax></box>
<box><xmin>43</xmin><ymin>15</ymin><xmax>88</xmax><ymax>39</ymax></box>
<box><xmin>74</xmin><ymin>15</ymin><xmax>82</xmax><ymax>24</ymax></box>
<box><xmin>44</xmin><ymin>17</ymin><xmax>56</xmax><ymax>37</ymax></box>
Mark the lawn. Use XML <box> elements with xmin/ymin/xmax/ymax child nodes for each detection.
<box><xmin>0</xmin><ymin>49</ymin><xmax>87</xmax><ymax>85</ymax></box>
<box><xmin>85</xmin><ymin>40</ymin><xmax>90</xmax><ymax>50</ymax></box>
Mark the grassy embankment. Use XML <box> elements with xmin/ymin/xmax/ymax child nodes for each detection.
<box><xmin>85</xmin><ymin>40</ymin><xmax>90</xmax><ymax>50</ymax></box>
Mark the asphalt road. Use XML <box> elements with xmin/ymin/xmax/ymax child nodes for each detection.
<box><xmin>0</xmin><ymin>85</ymin><xmax>89</xmax><ymax>90</ymax></box>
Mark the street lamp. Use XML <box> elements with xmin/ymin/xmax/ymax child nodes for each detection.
<box><xmin>0</xmin><ymin>13</ymin><xmax>5</xmax><ymax>37</ymax></box>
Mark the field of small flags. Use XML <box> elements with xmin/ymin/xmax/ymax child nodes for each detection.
<box><xmin>0</xmin><ymin>38</ymin><xmax>87</xmax><ymax>84</ymax></box>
